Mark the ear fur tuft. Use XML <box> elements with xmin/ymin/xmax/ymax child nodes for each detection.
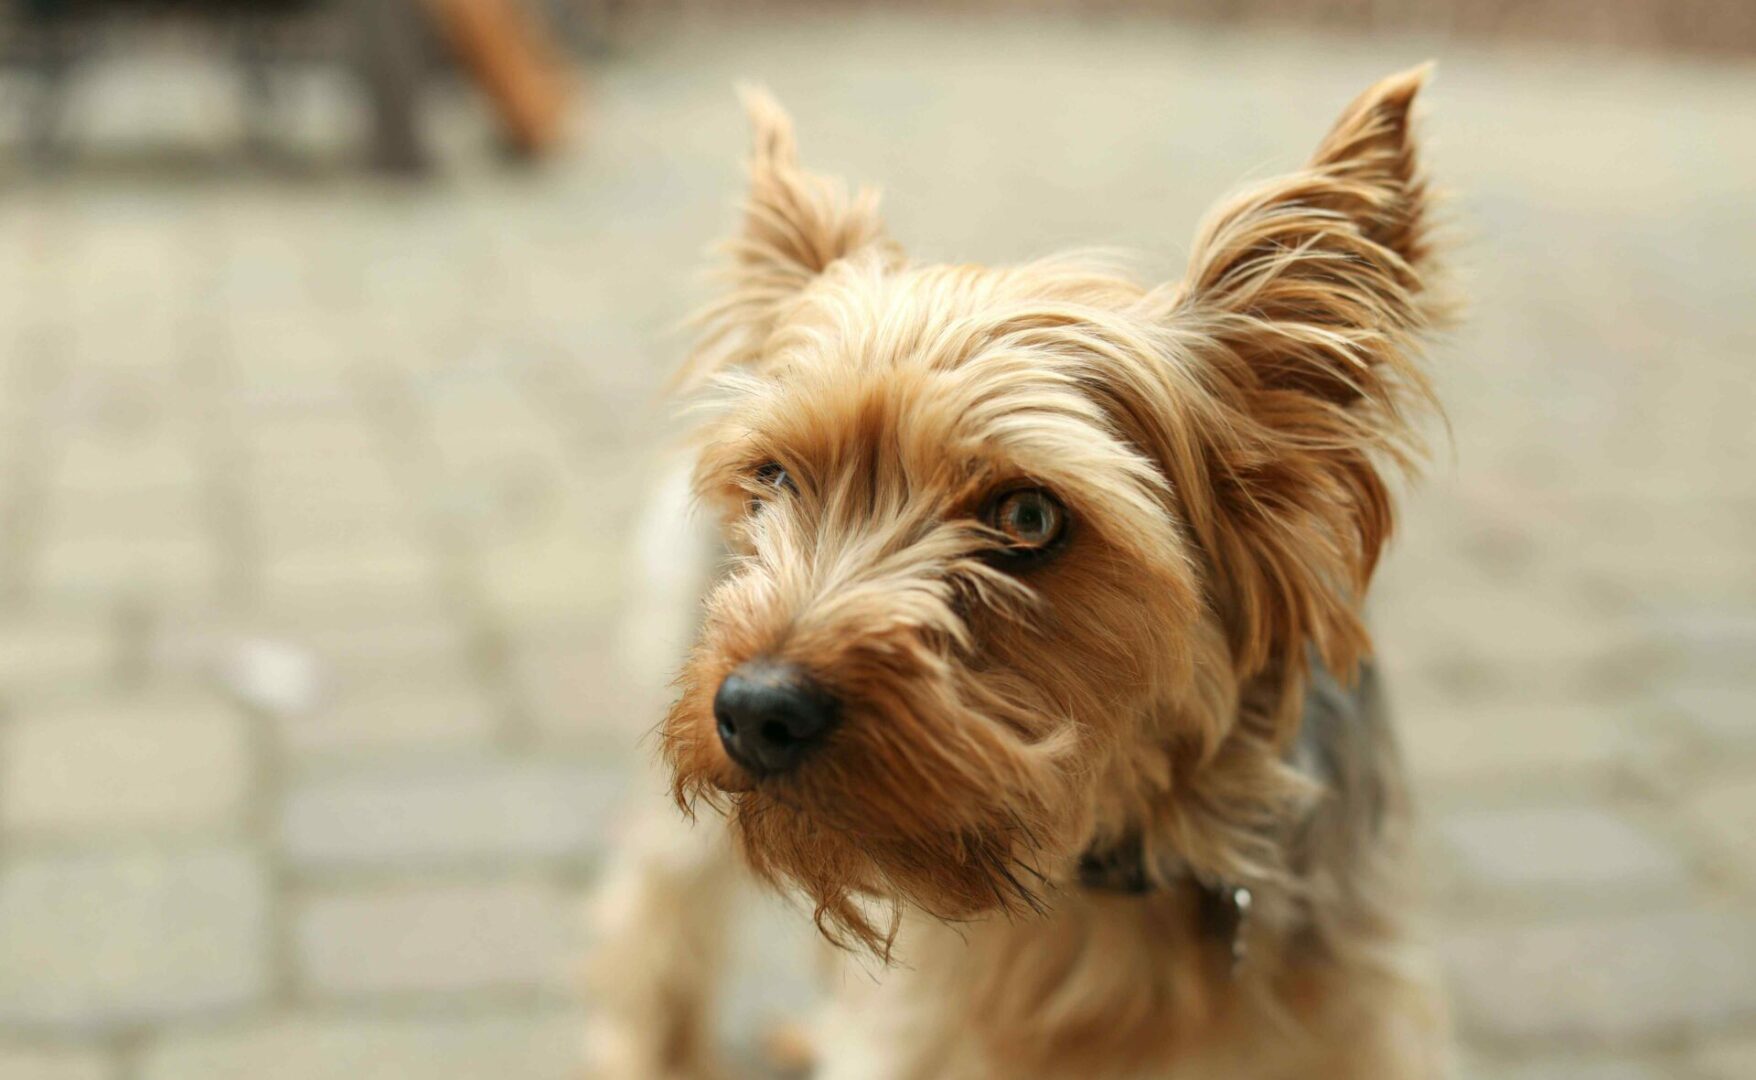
<box><xmin>1162</xmin><ymin>66</ymin><xmax>1450</xmax><ymax>707</ymax></box>
<box><xmin>678</xmin><ymin>87</ymin><xmax>897</xmax><ymax>389</ymax></box>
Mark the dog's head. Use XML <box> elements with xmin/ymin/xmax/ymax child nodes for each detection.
<box><xmin>662</xmin><ymin>71</ymin><xmax>1445</xmax><ymax>951</ymax></box>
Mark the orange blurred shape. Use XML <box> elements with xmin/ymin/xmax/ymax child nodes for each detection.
<box><xmin>421</xmin><ymin>0</ymin><xmax>573</xmax><ymax>157</ymax></box>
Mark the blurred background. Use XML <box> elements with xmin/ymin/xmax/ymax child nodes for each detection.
<box><xmin>0</xmin><ymin>2</ymin><xmax>1752</xmax><ymax>1078</ymax></box>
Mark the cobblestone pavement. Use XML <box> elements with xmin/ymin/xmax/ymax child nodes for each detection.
<box><xmin>1</xmin><ymin>13</ymin><xmax>1753</xmax><ymax>1080</ymax></box>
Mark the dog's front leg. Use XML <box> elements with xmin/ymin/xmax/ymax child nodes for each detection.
<box><xmin>585</xmin><ymin>799</ymin><xmax>740</xmax><ymax>1080</ymax></box>
<box><xmin>586</xmin><ymin>456</ymin><xmax>740</xmax><ymax>1078</ymax></box>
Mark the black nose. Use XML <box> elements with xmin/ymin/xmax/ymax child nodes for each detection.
<box><xmin>713</xmin><ymin>662</ymin><xmax>840</xmax><ymax>776</ymax></box>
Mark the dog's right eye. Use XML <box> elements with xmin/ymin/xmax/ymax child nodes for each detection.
<box><xmin>751</xmin><ymin>461</ymin><xmax>796</xmax><ymax>497</ymax></box>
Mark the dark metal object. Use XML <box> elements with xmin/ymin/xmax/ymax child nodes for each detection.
<box><xmin>347</xmin><ymin>0</ymin><xmax>431</xmax><ymax>173</ymax></box>
<box><xmin>3</xmin><ymin>0</ymin><xmax>434</xmax><ymax>172</ymax></box>
<box><xmin>1196</xmin><ymin>881</ymin><xmax>1252</xmax><ymax>976</ymax></box>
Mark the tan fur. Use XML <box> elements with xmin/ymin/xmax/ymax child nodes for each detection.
<box><xmin>589</xmin><ymin>67</ymin><xmax>1453</xmax><ymax>1079</ymax></box>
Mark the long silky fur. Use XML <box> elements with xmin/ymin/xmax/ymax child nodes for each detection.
<box><xmin>650</xmin><ymin>67</ymin><xmax>1453</xmax><ymax>1076</ymax></box>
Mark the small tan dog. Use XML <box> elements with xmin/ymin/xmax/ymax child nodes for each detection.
<box><xmin>590</xmin><ymin>67</ymin><xmax>1451</xmax><ymax>1079</ymax></box>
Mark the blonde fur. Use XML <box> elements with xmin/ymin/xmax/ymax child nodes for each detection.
<box><xmin>589</xmin><ymin>67</ymin><xmax>1452</xmax><ymax>1079</ymax></box>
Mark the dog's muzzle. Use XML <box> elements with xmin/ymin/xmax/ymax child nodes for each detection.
<box><xmin>713</xmin><ymin>661</ymin><xmax>841</xmax><ymax>776</ymax></box>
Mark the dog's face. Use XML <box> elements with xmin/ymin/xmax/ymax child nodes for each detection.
<box><xmin>663</xmin><ymin>73</ymin><xmax>1442</xmax><ymax>950</ymax></box>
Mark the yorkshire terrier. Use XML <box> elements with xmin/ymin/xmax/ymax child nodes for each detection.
<box><xmin>588</xmin><ymin>66</ymin><xmax>1452</xmax><ymax>1079</ymax></box>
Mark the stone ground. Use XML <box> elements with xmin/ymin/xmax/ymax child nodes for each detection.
<box><xmin>1</xmin><ymin>11</ymin><xmax>1754</xmax><ymax>1079</ymax></box>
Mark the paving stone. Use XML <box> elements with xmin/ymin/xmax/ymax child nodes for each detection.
<box><xmin>1373</xmin><ymin>564</ymin><xmax>1646</xmax><ymax>683</ymax></box>
<box><xmin>436</xmin><ymin>458</ymin><xmax>569</xmax><ymax>549</ymax></box>
<box><xmin>35</xmin><ymin>533</ymin><xmax>216</xmax><ymax>605</ymax></box>
<box><xmin>1470</xmin><ymin>1057</ymin><xmax>1672</xmax><ymax>1080</ymax></box>
<box><xmin>50</xmin><ymin>433</ymin><xmax>202</xmax><ymax>496</ymax></box>
<box><xmin>1558</xmin><ymin>499</ymin><xmax>1756</xmax><ymax>608</ymax></box>
<box><xmin>1641</xmin><ymin>610</ymin><xmax>1756</xmax><ymax>687</ymax></box>
<box><xmin>280</xmin><ymin>758</ymin><xmax>623</xmax><ymax>867</ymax></box>
<box><xmin>1681</xmin><ymin>776</ymin><xmax>1756</xmax><ymax>881</ymax></box>
<box><xmin>136</xmin><ymin>1012</ymin><xmax>583</xmax><ymax>1080</ymax></box>
<box><xmin>0</xmin><ymin>1047</ymin><xmax>116</xmax><ymax>1080</ymax></box>
<box><xmin>260</xmin><ymin>541</ymin><xmax>443</xmax><ymax>610</ymax></box>
<box><xmin>1400</xmin><ymin>699</ymin><xmax>1650</xmax><ymax>787</ymax></box>
<box><xmin>1693</xmin><ymin>1033</ymin><xmax>1756</xmax><ymax>1080</ymax></box>
<box><xmin>249</xmin><ymin>422</ymin><xmax>390</xmax><ymax>486</ymax></box>
<box><xmin>254</xmin><ymin>509</ymin><xmax>426</xmax><ymax>561</ymax></box>
<box><xmin>257</xmin><ymin>608</ymin><xmax>473</xmax><ymax>676</ymax></box>
<box><xmin>39</xmin><ymin>484</ymin><xmax>206</xmax><ymax>541</ymax></box>
<box><xmin>425</xmin><ymin>381</ymin><xmax>547</xmax><ymax>440</ymax></box>
<box><xmin>1444</xmin><ymin>910</ymin><xmax>1756</xmax><ymax>1044</ymax></box>
<box><xmin>0</xmin><ymin>848</ymin><xmax>270</xmax><ymax>1031</ymax></box>
<box><xmin>1</xmin><ymin>695</ymin><xmax>252</xmax><ymax>836</ymax></box>
<box><xmin>150</xmin><ymin>604</ymin><xmax>472</xmax><ymax>687</ymax></box>
<box><xmin>1656</xmin><ymin>684</ymin><xmax>1756</xmax><ymax>749</ymax></box>
<box><xmin>251</xmin><ymin>444</ymin><xmax>402</xmax><ymax>495</ymax></box>
<box><xmin>295</xmin><ymin>880</ymin><xmax>575</xmax><ymax>997</ymax></box>
<box><xmin>276</xmin><ymin>679</ymin><xmax>505</xmax><ymax>758</ymax></box>
<box><xmin>474</xmin><ymin>530</ymin><xmax>622</xmax><ymax>625</ymax></box>
<box><xmin>0</xmin><ymin>613</ymin><xmax>118</xmax><ymax>693</ymax></box>
<box><xmin>1435</xmin><ymin>803</ymin><xmax>1689</xmax><ymax>896</ymax></box>
<box><xmin>247</xmin><ymin>409</ymin><xmax>380</xmax><ymax>444</ymax></box>
<box><xmin>463</xmin><ymin>471</ymin><xmax>631</xmax><ymax>623</ymax></box>
<box><xmin>508</xmin><ymin>625</ymin><xmax>658</xmax><ymax>752</ymax></box>
<box><xmin>251</xmin><ymin>480</ymin><xmax>416</xmax><ymax>541</ymax></box>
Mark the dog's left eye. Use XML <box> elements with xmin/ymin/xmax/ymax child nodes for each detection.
<box><xmin>985</xmin><ymin>488</ymin><xmax>1067</xmax><ymax>554</ymax></box>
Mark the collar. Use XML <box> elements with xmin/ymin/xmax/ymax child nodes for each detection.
<box><xmin>1072</xmin><ymin>652</ymin><xmax>1379</xmax><ymax>973</ymax></box>
<box><xmin>1077</xmin><ymin>837</ymin><xmax>1254</xmax><ymax>974</ymax></box>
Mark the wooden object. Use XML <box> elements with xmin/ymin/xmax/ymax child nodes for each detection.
<box><xmin>419</xmin><ymin>0</ymin><xmax>570</xmax><ymax>157</ymax></box>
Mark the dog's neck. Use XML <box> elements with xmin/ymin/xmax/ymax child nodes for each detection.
<box><xmin>1077</xmin><ymin>837</ymin><xmax>1256</xmax><ymax>972</ymax></box>
<box><xmin>1073</xmin><ymin>654</ymin><xmax>1392</xmax><ymax>970</ymax></box>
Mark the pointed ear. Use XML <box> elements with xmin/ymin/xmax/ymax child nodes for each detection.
<box><xmin>1164</xmin><ymin>66</ymin><xmax>1449</xmax><ymax>696</ymax></box>
<box><xmin>1302</xmin><ymin>64</ymin><xmax>1435</xmax><ymax>270</ymax></box>
<box><xmin>681</xmin><ymin>88</ymin><xmax>897</xmax><ymax>386</ymax></box>
<box><xmin>1179</xmin><ymin>64</ymin><xmax>1441</xmax><ymax>372</ymax></box>
<box><xmin>733</xmin><ymin>87</ymin><xmax>893</xmax><ymax>294</ymax></box>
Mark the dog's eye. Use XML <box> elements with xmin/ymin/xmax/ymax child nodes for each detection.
<box><xmin>986</xmin><ymin>488</ymin><xmax>1067</xmax><ymax>554</ymax></box>
<box><xmin>752</xmin><ymin>461</ymin><xmax>796</xmax><ymax>496</ymax></box>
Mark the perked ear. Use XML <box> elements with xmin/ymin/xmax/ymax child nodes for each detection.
<box><xmin>681</xmin><ymin>88</ymin><xmax>897</xmax><ymax>386</ymax></box>
<box><xmin>1164</xmin><ymin>65</ymin><xmax>1449</xmax><ymax>703</ymax></box>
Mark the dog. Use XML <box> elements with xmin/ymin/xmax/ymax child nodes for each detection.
<box><xmin>588</xmin><ymin>66</ymin><xmax>1453</xmax><ymax>1079</ymax></box>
